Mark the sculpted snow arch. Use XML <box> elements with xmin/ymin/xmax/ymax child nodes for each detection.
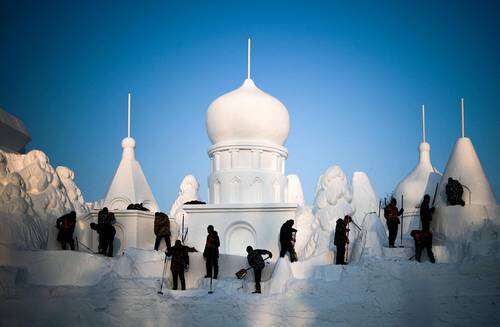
<box><xmin>225</xmin><ymin>221</ymin><xmax>256</xmax><ymax>256</ymax></box>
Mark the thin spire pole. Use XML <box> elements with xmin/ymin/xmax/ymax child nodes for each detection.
<box><xmin>247</xmin><ymin>38</ymin><xmax>251</xmax><ymax>79</ymax></box>
<box><xmin>421</xmin><ymin>104</ymin><xmax>426</xmax><ymax>143</ymax></box>
<box><xmin>461</xmin><ymin>98</ymin><xmax>465</xmax><ymax>138</ymax></box>
<box><xmin>128</xmin><ymin>92</ymin><xmax>131</xmax><ymax>138</ymax></box>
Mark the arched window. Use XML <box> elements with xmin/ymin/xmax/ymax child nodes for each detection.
<box><xmin>230</xmin><ymin>176</ymin><xmax>240</xmax><ymax>203</ymax></box>
<box><xmin>213</xmin><ymin>178</ymin><xmax>221</xmax><ymax>204</ymax></box>
<box><xmin>273</xmin><ymin>179</ymin><xmax>281</xmax><ymax>202</ymax></box>
<box><xmin>251</xmin><ymin>177</ymin><xmax>263</xmax><ymax>203</ymax></box>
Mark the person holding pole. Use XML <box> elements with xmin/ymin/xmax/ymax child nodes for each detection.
<box><xmin>384</xmin><ymin>198</ymin><xmax>404</xmax><ymax>248</ymax></box>
<box><xmin>419</xmin><ymin>194</ymin><xmax>435</xmax><ymax>232</ymax></box>
<box><xmin>203</xmin><ymin>225</ymin><xmax>220</xmax><ymax>279</ymax></box>
<box><xmin>246</xmin><ymin>246</ymin><xmax>272</xmax><ymax>294</ymax></box>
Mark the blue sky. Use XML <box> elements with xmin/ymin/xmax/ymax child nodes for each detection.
<box><xmin>1</xmin><ymin>1</ymin><xmax>498</xmax><ymax>208</ymax></box>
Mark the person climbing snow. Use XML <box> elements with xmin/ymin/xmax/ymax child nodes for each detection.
<box><xmin>279</xmin><ymin>219</ymin><xmax>298</xmax><ymax>262</ymax></box>
<box><xmin>246</xmin><ymin>246</ymin><xmax>272</xmax><ymax>294</ymax></box>
<box><xmin>420</xmin><ymin>194</ymin><xmax>435</xmax><ymax>232</ymax></box>
<box><xmin>203</xmin><ymin>225</ymin><xmax>220</xmax><ymax>279</ymax></box>
<box><xmin>166</xmin><ymin>240</ymin><xmax>197</xmax><ymax>291</ymax></box>
<box><xmin>334</xmin><ymin>215</ymin><xmax>350</xmax><ymax>265</ymax></box>
<box><xmin>410</xmin><ymin>230</ymin><xmax>436</xmax><ymax>263</ymax></box>
<box><xmin>56</xmin><ymin>211</ymin><xmax>76</xmax><ymax>250</ymax></box>
<box><xmin>154</xmin><ymin>212</ymin><xmax>171</xmax><ymax>251</ymax></box>
<box><xmin>445</xmin><ymin>177</ymin><xmax>466</xmax><ymax>206</ymax></box>
<box><xmin>384</xmin><ymin>198</ymin><xmax>404</xmax><ymax>248</ymax></box>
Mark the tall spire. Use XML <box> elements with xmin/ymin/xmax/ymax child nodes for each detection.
<box><xmin>128</xmin><ymin>92</ymin><xmax>131</xmax><ymax>138</ymax></box>
<box><xmin>247</xmin><ymin>38</ymin><xmax>251</xmax><ymax>80</ymax></box>
<box><xmin>461</xmin><ymin>98</ymin><xmax>465</xmax><ymax>138</ymax></box>
<box><xmin>421</xmin><ymin>104</ymin><xmax>426</xmax><ymax>143</ymax></box>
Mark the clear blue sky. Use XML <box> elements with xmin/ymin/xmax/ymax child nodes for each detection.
<box><xmin>1</xmin><ymin>1</ymin><xmax>498</xmax><ymax>208</ymax></box>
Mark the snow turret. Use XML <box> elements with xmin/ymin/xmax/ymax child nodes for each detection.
<box><xmin>394</xmin><ymin>105</ymin><xmax>441</xmax><ymax>217</ymax></box>
<box><xmin>435</xmin><ymin>137</ymin><xmax>496</xmax><ymax>206</ymax></box>
<box><xmin>102</xmin><ymin>94</ymin><xmax>159</xmax><ymax>212</ymax></box>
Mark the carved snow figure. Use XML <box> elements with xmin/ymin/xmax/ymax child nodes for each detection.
<box><xmin>286</xmin><ymin>174</ymin><xmax>305</xmax><ymax>205</ymax></box>
<box><xmin>169</xmin><ymin>175</ymin><xmax>200</xmax><ymax>226</ymax></box>
<box><xmin>56</xmin><ymin>166</ymin><xmax>89</xmax><ymax>216</ymax></box>
<box><xmin>351</xmin><ymin>172</ymin><xmax>379</xmax><ymax>227</ymax></box>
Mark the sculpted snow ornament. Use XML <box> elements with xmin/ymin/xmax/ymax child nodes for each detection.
<box><xmin>169</xmin><ymin>175</ymin><xmax>200</xmax><ymax>225</ymax></box>
<box><xmin>56</xmin><ymin>166</ymin><xmax>89</xmax><ymax>216</ymax></box>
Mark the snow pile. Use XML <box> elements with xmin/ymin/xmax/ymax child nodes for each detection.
<box><xmin>293</xmin><ymin>205</ymin><xmax>317</xmax><ymax>259</ymax></box>
<box><xmin>268</xmin><ymin>257</ymin><xmax>293</xmax><ymax>295</ymax></box>
<box><xmin>114</xmin><ymin>247</ymin><xmax>166</xmax><ymax>278</ymax></box>
<box><xmin>0</xmin><ymin>246</ymin><xmax>112</xmax><ymax>286</ymax></box>
<box><xmin>170</xmin><ymin>175</ymin><xmax>200</xmax><ymax>227</ymax></box>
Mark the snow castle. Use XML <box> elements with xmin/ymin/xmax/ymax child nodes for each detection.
<box><xmin>183</xmin><ymin>40</ymin><xmax>298</xmax><ymax>256</ymax></box>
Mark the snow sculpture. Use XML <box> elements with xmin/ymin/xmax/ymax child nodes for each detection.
<box><xmin>286</xmin><ymin>174</ymin><xmax>305</xmax><ymax>205</ymax></box>
<box><xmin>351</xmin><ymin>172</ymin><xmax>379</xmax><ymax>227</ymax></box>
<box><xmin>314</xmin><ymin>165</ymin><xmax>354</xmax><ymax>232</ymax></box>
<box><xmin>169</xmin><ymin>174</ymin><xmax>200</xmax><ymax>225</ymax></box>
<box><xmin>102</xmin><ymin>94</ymin><xmax>159</xmax><ymax>212</ymax></box>
<box><xmin>0</xmin><ymin>149</ymin><xmax>81</xmax><ymax>249</ymax></box>
<box><xmin>435</xmin><ymin>137</ymin><xmax>496</xmax><ymax>207</ymax></box>
<box><xmin>293</xmin><ymin>205</ymin><xmax>317</xmax><ymax>259</ymax></box>
<box><xmin>6</xmin><ymin>150</ymin><xmax>72</xmax><ymax>220</ymax></box>
<box><xmin>56</xmin><ymin>166</ymin><xmax>89</xmax><ymax>216</ymax></box>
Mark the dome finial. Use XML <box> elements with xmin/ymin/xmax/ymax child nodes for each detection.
<box><xmin>247</xmin><ymin>38</ymin><xmax>251</xmax><ymax>80</ymax></box>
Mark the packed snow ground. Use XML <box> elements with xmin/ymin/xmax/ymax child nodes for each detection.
<box><xmin>1</xmin><ymin>246</ymin><xmax>499</xmax><ymax>326</ymax></box>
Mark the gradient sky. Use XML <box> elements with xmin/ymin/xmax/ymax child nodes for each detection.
<box><xmin>1</xmin><ymin>1</ymin><xmax>498</xmax><ymax>208</ymax></box>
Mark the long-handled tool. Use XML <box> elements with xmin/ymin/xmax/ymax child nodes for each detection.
<box><xmin>76</xmin><ymin>237</ymin><xmax>96</xmax><ymax>254</ymax></box>
<box><xmin>158</xmin><ymin>253</ymin><xmax>168</xmax><ymax>295</ymax></box>
<box><xmin>208</xmin><ymin>275</ymin><xmax>214</xmax><ymax>294</ymax></box>
<box><xmin>399</xmin><ymin>194</ymin><xmax>405</xmax><ymax>248</ymax></box>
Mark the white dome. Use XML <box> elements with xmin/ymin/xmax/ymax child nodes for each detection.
<box><xmin>206</xmin><ymin>78</ymin><xmax>290</xmax><ymax>145</ymax></box>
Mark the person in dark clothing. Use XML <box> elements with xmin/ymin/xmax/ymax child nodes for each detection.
<box><xmin>410</xmin><ymin>230</ymin><xmax>436</xmax><ymax>263</ymax></box>
<box><xmin>154</xmin><ymin>212</ymin><xmax>171</xmax><ymax>251</ymax></box>
<box><xmin>90</xmin><ymin>222</ymin><xmax>116</xmax><ymax>257</ymax></box>
<box><xmin>97</xmin><ymin>207</ymin><xmax>109</xmax><ymax>254</ymax></box>
<box><xmin>420</xmin><ymin>194</ymin><xmax>435</xmax><ymax>232</ymax></box>
<box><xmin>203</xmin><ymin>225</ymin><xmax>220</xmax><ymax>279</ymax></box>
<box><xmin>279</xmin><ymin>219</ymin><xmax>298</xmax><ymax>262</ymax></box>
<box><xmin>56</xmin><ymin>211</ymin><xmax>76</xmax><ymax>250</ymax></box>
<box><xmin>334</xmin><ymin>215</ymin><xmax>351</xmax><ymax>265</ymax></box>
<box><xmin>384</xmin><ymin>198</ymin><xmax>404</xmax><ymax>248</ymax></box>
<box><xmin>446</xmin><ymin>177</ymin><xmax>466</xmax><ymax>206</ymax></box>
<box><xmin>166</xmin><ymin>240</ymin><xmax>197</xmax><ymax>290</ymax></box>
<box><xmin>246</xmin><ymin>246</ymin><xmax>272</xmax><ymax>294</ymax></box>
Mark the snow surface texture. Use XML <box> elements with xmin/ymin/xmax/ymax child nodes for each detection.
<box><xmin>0</xmin><ymin>150</ymin><xmax>88</xmax><ymax>250</ymax></box>
<box><xmin>1</xmin><ymin>233</ymin><xmax>499</xmax><ymax>326</ymax></box>
<box><xmin>286</xmin><ymin>174</ymin><xmax>305</xmax><ymax>205</ymax></box>
<box><xmin>169</xmin><ymin>175</ymin><xmax>200</xmax><ymax>228</ymax></box>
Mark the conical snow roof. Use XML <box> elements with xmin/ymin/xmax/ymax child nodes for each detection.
<box><xmin>103</xmin><ymin>137</ymin><xmax>159</xmax><ymax>212</ymax></box>
<box><xmin>394</xmin><ymin>142</ymin><xmax>442</xmax><ymax>210</ymax></box>
<box><xmin>435</xmin><ymin>137</ymin><xmax>496</xmax><ymax>206</ymax></box>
